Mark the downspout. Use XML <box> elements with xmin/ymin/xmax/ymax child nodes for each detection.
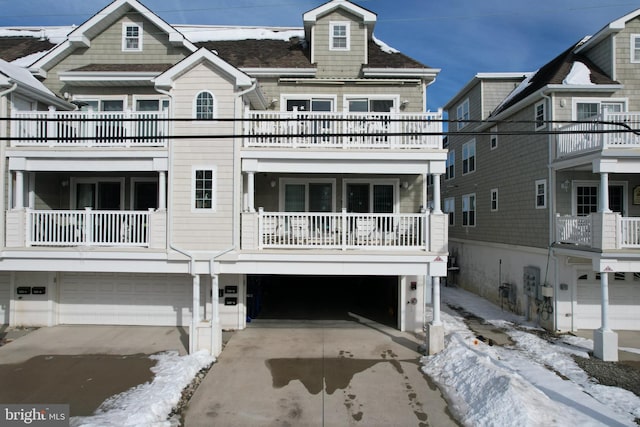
<box><xmin>0</xmin><ymin>83</ymin><xmax>18</xmax><ymax>252</ymax></box>
<box><xmin>541</xmin><ymin>90</ymin><xmax>558</xmax><ymax>332</ymax></box>
<box><xmin>155</xmin><ymin>86</ymin><xmax>200</xmax><ymax>353</ymax></box>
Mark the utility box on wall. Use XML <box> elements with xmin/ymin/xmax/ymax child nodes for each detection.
<box><xmin>523</xmin><ymin>266</ymin><xmax>541</xmax><ymax>300</ymax></box>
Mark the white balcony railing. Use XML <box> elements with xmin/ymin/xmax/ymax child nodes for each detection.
<box><xmin>257</xmin><ymin>209</ymin><xmax>428</xmax><ymax>250</ymax></box>
<box><xmin>555</xmin><ymin>215</ymin><xmax>593</xmax><ymax>246</ymax></box>
<box><xmin>11</xmin><ymin>110</ymin><xmax>169</xmax><ymax>147</ymax></box>
<box><xmin>244</xmin><ymin>110</ymin><xmax>443</xmax><ymax>149</ymax></box>
<box><xmin>556</xmin><ymin>112</ymin><xmax>640</xmax><ymax>158</ymax></box>
<box><xmin>26</xmin><ymin>209</ymin><xmax>151</xmax><ymax>247</ymax></box>
<box><xmin>619</xmin><ymin>217</ymin><xmax>640</xmax><ymax>248</ymax></box>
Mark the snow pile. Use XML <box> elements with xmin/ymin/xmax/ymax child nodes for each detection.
<box><xmin>0</xmin><ymin>58</ymin><xmax>53</xmax><ymax>95</ymax></box>
<box><xmin>0</xmin><ymin>27</ymin><xmax>73</xmax><ymax>44</ymax></box>
<box><xmin>175</xmin><ymin>25</ymin><xmax>304</xmax><ymax>43</ymax></box>
<box><xmin>422</xmin><ymin>287</ymin><xmax>640</xmax><ymax>426</ymax></box>
<box><xmin>372</xmin><ymin>34</ymin><xmax>399</xmax><ymax>54</ymax></box>
<box><xmin>70</xmin><ymin>350</ymin><xmax>214</xmax><ymax>427</ymax></box>
<box><xmin>563</xmin><ymin>61</ymin><xmax>594</xmax><ymax>85</ymax></box>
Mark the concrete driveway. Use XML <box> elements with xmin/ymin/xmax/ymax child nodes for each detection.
<box><xmin>0</xmin><ymin>325</ymin><xmax>188</xmax><ymax>416</ymax></box>
<box><xmin>185</xmin><ymin>315</ymin><xmax>460</xmax><ymax>427</ymax></box>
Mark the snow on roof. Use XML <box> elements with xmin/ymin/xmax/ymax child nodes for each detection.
<box><xmin>563</xmin><ymin>61</ymin><xmax>594</xmax><ymax>85</ymax></box>
<box><xmin>0</xmin><ymin>27</ymin><xmax>73</xmax><ymax>44</ymax></box>
<box><xmin>174</xmin><ymin>25</ymin><xmax>304</xmax><ymax>43</ymax></box>
<box><xmin>11</xmin><ymin>50</ymin><xmax>50</xmax><ymax>68</ymax></box>
<box><xmin>0</xmin><ymin>57</ymin><xmax>53</xmax><ymax>95</ymax></box>
<box><xmin>372</xmin><ymin>34</ymin><xmax>399</xmax><ymax>54</ymax></box>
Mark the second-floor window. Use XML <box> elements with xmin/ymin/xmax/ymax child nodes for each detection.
<box><xmin>632</xmin><ymin>35</ymin><xmax>640</xmax><ymax>62</ymax></box>
<box><xmin>491</xmin><ymin>189</ymin><xmax>498</xmax><ymax>211</ymax></box>
<box><xmin>444</xmin><ymin>197</ymin><xmax>455</xmax><ymax>226</ymax></box>
<box><xmin>490</xmin><ymin>126</ymin><xmax>498</xmax><ymax>150</ymax></box>
<box><xmin>123</xmin><ymin>23</ymin><xmax>142</xmax><ymax>51</ymax></box>
<box><xmin>330</xmin><ymin>22</ymin><xmax>350</xmax><ymax>50</ymax></box>
<box><xmin>535</xmin><ymin>179</ymin><xmax>547</xmax><ymax>209</ymax></box>
<box><xmin>535</xmin><ymin>101</ymin><xmax>545</xmax><ymax>130</ymax></box>
<box><xmin>446</xmin><ymin>151</ymin><xmax>455</xmax><ymax>180</ymax></box>
<box><xmin>456</xmin><ymin>98</ymin><xmax>469</xmax><ymax>130</ymax></box>
<box><xmin>195</xmin><ymin>91</ymin><xmax>215</xmax><ymax>119</ymax></box>
<box><xmin>462</xmin><ymin>139</ymin><xmax>475</xmax><ymax>174</ymax></box>
<box><xmin>574</xmin><ymin>99</ymin><xmax>625</xmax><ymax>120</ymax></box>
<box><xmin>286</xmin><ymin>98</ymin><xmax>333</xmax><ymax>112</ymax></box>
<box><xmin>193</xmin><ymin>167</ymin><xmax>216</xmax><ymax>211</ymax></box>
<box><xmin>462</xmin><ymin>194</ymin><xmax>476</xmax><ymax>227</ymax></box>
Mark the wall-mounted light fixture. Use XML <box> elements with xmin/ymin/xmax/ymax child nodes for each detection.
<box><xmin>561</xmin><ymin>180</ymin><xmax>570</xmax><ymax>192</ymax></box>
<box><xmin>270</xmin><ymin>180</ymin><xmax>276</xmax><ymax>188</ymax></box>
<box><xmin>402</xmin><ymin>181</ymin><xmax>409</xmax><ymax>189</ymax></box>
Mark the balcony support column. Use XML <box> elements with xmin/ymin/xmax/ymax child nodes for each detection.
<box><xmin>425</xmin><ymin>275</ymin><xmax>444</xmax><ymax>355</ymax></box>
<box><xmin>599</xmin><ymin>172</ymin><xmax>611</xmax><ymax>213</ymax></box>
<box><xmin>14</xmin><ymin>171</ymin><xmax>24</xmax><ymax>209</ymax></box>
<box><xmin>432</xmin><ymin>173</ymin><xmax>442</xmax><ymax>214</ymax></box>
<box><xmin>247</xmin><ymin>171</ymin><xmax>256</xmax><ymax>213</ymax></box>
<box><xmin>158</xmin><ymin>171</ymin><xmax>166</xmax><ymax>210</ymax></box>
<box><xmin>593</xmin><ymin>272</ymin><xmax>618</xmax><ymax>361</ymax></box>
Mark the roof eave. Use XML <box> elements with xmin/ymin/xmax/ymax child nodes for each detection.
<box><xmin>240</xmin><ymin>68</ymin><xmax>317</xmax><ymax>78</ymax></box>
<box><xmin>362</xmin><ymin>68</ymin><xmax>440</xmax><ymax>79</ymax></box>
<box><xmin>575</xmin><ymin>9</ymin><xmax>640</xmax><ymax>54</ymax></box>
<box><xmin>444</xmin><ymin>72</ymin><xmax>531</xmax><ymax>111</ymax></box>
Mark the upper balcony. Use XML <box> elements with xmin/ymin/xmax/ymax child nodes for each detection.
<box><xmin>555</xmin><ymin>213</ymin><xmax>640</xmax><ymax>251</ymax></box>
<box><xmin>242</xmin><ymin>110</ymin><xmax>443</xmax><ymax>150</ymax></box>
<box><xmin>555</xmin><ymin>112</ymin><xmax>640</xmax><ymax>160</ymax></box>
<box><xmin>10</xmin><ymin>110</ymin><xmax>169</xmax><ymax>148</ymax></box>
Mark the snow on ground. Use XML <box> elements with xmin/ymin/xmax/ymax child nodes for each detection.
<box><xmin>70</xmin><ymin>350</ymin><xmax>214</xmax><ymax>427</ymax></box>
<box><xmin>422</xmin><ymin>286</ymin><xmax>640</xmax><ymax>427</ymax></box>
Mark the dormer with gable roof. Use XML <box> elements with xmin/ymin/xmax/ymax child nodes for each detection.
<box><xmin>303</xmin><ymin>0</ymin><xmax>377</xmax><ymax>78</ymax></box>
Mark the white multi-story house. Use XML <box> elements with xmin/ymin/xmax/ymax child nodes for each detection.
<box><xmin>444</xmin><ymin>9</ymin><xmax>640</xmax><ymax>360</ymax></box>
<box><xmin>0</xmin><ymin>0</ymin><xmax>448</xmax><ymax>355</ymax></box>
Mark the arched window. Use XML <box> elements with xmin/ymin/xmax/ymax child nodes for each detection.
<box><xmin>195</xmin><ymin>91</ymin><xmax>215</xmax><ymax>119</ymax></box>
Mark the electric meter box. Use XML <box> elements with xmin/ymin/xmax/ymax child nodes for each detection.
<box><xmin>523</xmin><ymin>266</ymin><xmax>541</xmax><ymax>300</ymax></box>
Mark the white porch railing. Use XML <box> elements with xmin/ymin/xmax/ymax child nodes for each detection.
<box><xmin>26</xmin><ymin>209</ymin><xmax>151</xmax><ymax>247</ymax></box>
<box><xmin>258</xmin><ymin>209</ymin><xmax>427</xmax><ymax>250</ymax></box>
<box><xmin>619</xmin><ymin>217</ymin><xmax>640</xmax><ymax>248</ymax></box>
<box><xmin>11</xmin><ymin>110</ymin><xmax>169</xmax><ymax>147</ymax></box>
<box><xmin>555</xmin><ymin>214</ymin><xmax>593</xmax><ymax>246</ymax></box>
<box><xmin>244</xmin><ymin>110</ymin><xmax>443</xmax><ymax>149</ymax></box>
<box><xmin>556</xmin><ymin>112</ymin><xmax>640</xmax><ymax>158</ymax></box>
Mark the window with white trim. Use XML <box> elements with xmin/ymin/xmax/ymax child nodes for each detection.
<box><xmin>330</xmin><ymin>22</ymin><xmax>350</xmax><ymax>50</ymax></box>
<box><xmin>444</xmin><ymin>197</ymin><xmax>455</xmax><ymax>226</ymax></box>
<box><xmin>462</xmin><ymin>194</ymin><xmax>476</xmax><ymax>227</ymax></box>
<box><xmin>122</xmin><ymin>23</ymin><xmax>142</xmax><ymax>51</ymax></box>
<box><xmin>574</xmin><ymin>99</ymin><xmax>625</xmax><ymax>121</ymax></box>
<box><xmin>445</xmin><ymin>151</ymin><xmax>455</xmax><ymax>180</ymax></box>
<box><xmin>535</xmin><ymin>179</ymin><xmax>547</xmax><ymax>209</ymax></box>
<box><xmin>490</xmin><ymin>189</ymin><xmax>498</xmax><ymax>211</ymax></box>
<box><xmin>462</xmin><ymin>139</ymin><xmax>476</xmax><ymax>175</ymax></box>
<box><xmin>631</xmin><ymin>35</ymin><xmax>640</xmax><ymax>63</ymax></box>
<box><xmin>194</xmin><ymin>91</ymin><xmax>215</xmax><ymax>119</ymax></box>
<box><xmin>456</xmin><ymin>98</ymin><xmax>469</xmax><ymax>130</ymax></box>
<box><xmin>490</xmin><ymin>126</ymin><xmax>498</xmax><ymax>149</ymax></box>
<box><xmin>535</xmin><ymin>101</ymin><xmax>545</xmax><ymax>130</ymax></box>
<box><xmin>193</xmin><ymin>167</ymin><xmax>216</xmax><ymax>211</ymax></box>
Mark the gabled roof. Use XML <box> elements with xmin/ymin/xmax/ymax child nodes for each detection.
<box><xmin>29</xmin><ymin>0</ymin><xmax>195</xmax><ymax>75</ymax></box>
<box><xmin>576</xmin><ymin>8</ymin><xmax>640</xmax><ymax>54</ymax></box>
<box><xmin>303</xmin><ymin>0</ymin><xmax>377</xmax><ymax>25</ymax></box>
<box><xmin>490</xmin><ymin>39</ymin><xmax>619</xmax><ymax>117</ymax></box>
<box><xmin>154</xmin><ymin>47</ymin><xmax>253</xmax><ymax>89</ymax></box>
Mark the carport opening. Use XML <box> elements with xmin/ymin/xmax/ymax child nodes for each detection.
<box><xmin>247</xmin><ymin>275</ymin><xmax>398</xmax><ymax>328</ymax></box>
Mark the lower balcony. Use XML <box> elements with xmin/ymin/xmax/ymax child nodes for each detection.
<box><xmin>6</xmin><ymin>208</ymin><xmax>167</xmax><ymax>249</ymax></box>
<box><xmin>241</xmin><ymin>209</ymin><xmax>448</xmax><ymax>252</ymax></box>
<box><xmin>555</xmin><ymin>213</ymin><xmax>640</xmax><ymax>250</ymax></box>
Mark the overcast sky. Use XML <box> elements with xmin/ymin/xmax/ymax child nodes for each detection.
<box><xmin>1</xmin><ymin>0</ymin><xmax>639</xmax><ymax>110</ymax></box>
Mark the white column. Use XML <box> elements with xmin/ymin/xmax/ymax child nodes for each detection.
<box><xmin>599</xmin><ymin>172</ymin><xmax>611</xmax><ymax>213</ymax></box>
<box><xmin>432</xmin><ymin>173</ymin><xmax>442</xmax><ymax>214</ymax></box>
<box><xmin>158</xmin><ymin>171</ymin><xmax>166</xmax><ymax>210</ymax></box>
<box><xmin>190</xmin><ymin>273</ymin><xmax>200</xmax><ymax>354</ymax></box>
<box><xmin>247</xmin><ymin>171</ymin><xmax>256</xmax><ymax>213</ymax></box>
<box><xmin>15</xmin><ymin>171</ymin><xmax>24</xmax><ymax>209</ymax></box>
<box><xmin>432</xmin><ymin>276</ymin><xmax>442</xmax><ymax>325</ymax></box>
<box><xmin>28</xmin><ymin>172</ymin><xmax>35</xmax><ymax>209</ymax></box>
<box><xmin>600</xmin><ymin>272</ymin><xmax>610</xmax><ymax>331</ymax></box>
<box><xmin>422</xmin><ymin>173</ymin><xmax>428</xmax><ymax>211</ymax></box>
<box><xmin>210</xmin><ymin>273</ymin><xmax>222</xmax><ymax>356</ymax></box>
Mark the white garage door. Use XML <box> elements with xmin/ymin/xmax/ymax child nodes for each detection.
<box><xmin>576</xmin><ymin>271</ymin><xmax>640</xmax><ymax>330</ymax></box>
<box><xmin>60</xmin><ymin>273</ymin><xmax>192</xmax><ymax>326</ymax></box>
<box><xmin>0</xmin><ymin>272</ymin><xmax>10</xmax><ymax>325</ymax></box>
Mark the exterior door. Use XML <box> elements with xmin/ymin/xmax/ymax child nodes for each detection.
<box><xmin>575</xmin><ymin>184</ymin><xmax>624</xmax><ymax>216</ymax></box>
<box><xmin>133</xmin><ymin>181</ymin><xmax>158</xmax><ymax>210</ymax></box>
<box><xmin>75</xmin><ymin>181</ymin><xmax>122</xmax><ymax>210</ymax></box>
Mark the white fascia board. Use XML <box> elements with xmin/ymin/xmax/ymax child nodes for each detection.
<box><xmin>68</xmin><ymin>34</ymin><xmax>90</xmax><ymax>47</ymax></box>
<box><xmin>59</xmin><ymin>71</ymin><xmax>158</xmax><ymax>84</ymax></box>
<box><xmin>544</xmin><ymin>84</ymin><xmax>623</xmax><ymax>92</ymax></box>
<box><xmin>241</xmin><ymin>68</ymin><xmax>317</xmax><ymax>77</ymax></box>
<box><xmin>9</xmin><ymin>156</ymin><xmax>165</xmax><ymax>172</ymax></box>
<box><xmin>575</xmin><ymin>9</ymin><xmax>640</xmax><ymax>54</ymax></box>
<box><xmin>29</xmin><ymin>40</ymin><xmax>73</xmax><ymax>74</ymax></box>
<box><xmin>303</xmin><ymin>0</ymin><xmax>377</xmax><ymax>25</ymax></box>
<box><xmin>362</xmin><ymin>68</ymin><xmax>440</xmax><ymax>79</ymax></box>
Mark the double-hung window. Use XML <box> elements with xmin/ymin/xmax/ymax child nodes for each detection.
<box><xmin>456</xmin><ymin>99</ymin><xmax>469</xmax><ymax>130</ymax></box>
<box><xmin>631</xmin><ymin>35</ymin><xmax>640</xmax><ymax>63</ymax></box>
<box><xmin>490</xmin><ymin>126</ymin><xmax>498</xmax><ymax>150</ymax></box>
<box><xmin>462</xmin><ymin>139</ymin><xmax>476</xmax><ymax>175</ymax></box>
<box><xmin>535</xmin><ymin>179</ymin><xmax>547</xmax><ymax>209</ymax></box>
<box><xmin>444</xmin><ymin>197</ymin><xmax>455</xmax><ymax>226</ymax></box>
<box><xmin>490</xmin><ymin>189</ymin><xmax>498</xmax><ymax>211</ymax></box>
<box><xmin>446</xmin><ymin>151</ymin><xmax>455</xmax><ymax>180</ymax></box>
<box><xmin>193</xmin><ymin>167</ymin><xmax>216</xmax><ymax>211</ymax></box>
<box><xmin>535</xmin><ymin>101</ymin><xmax>545</xmax><ymax>130</ymax></box>
<box><xmin>462</xmin><ymin>194</ymin><xmax>476</xmax><ymax>227</ymax></box>
<box><xmin>330</xmin><ymin>22</ymin><xmax>350</xmax><ymax>50</ymax></box>
<box><xmin>123</xmin><ymin>23</ymin><xmax>142</xmax><ymax>51</ymax></box>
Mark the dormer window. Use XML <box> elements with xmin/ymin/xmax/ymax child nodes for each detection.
<box><xmin>330</xmin><ymin>22</ymin><xmax>350</xmax><ymax>51</ymax></box>
<box><xmin>123</xmin><ymin>23</ymin><xmax>143</xmax><ymax>51</ymax></box>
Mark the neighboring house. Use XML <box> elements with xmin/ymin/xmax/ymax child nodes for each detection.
<box><xmin>0</xmin><ymin>0</ymin><xmax>448</xmax><ymax>355</ymax></box>
<box><xmin>444</xmin><ymin>10</ymin><xmax>640</xmax><ymax>360</ymax></box>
